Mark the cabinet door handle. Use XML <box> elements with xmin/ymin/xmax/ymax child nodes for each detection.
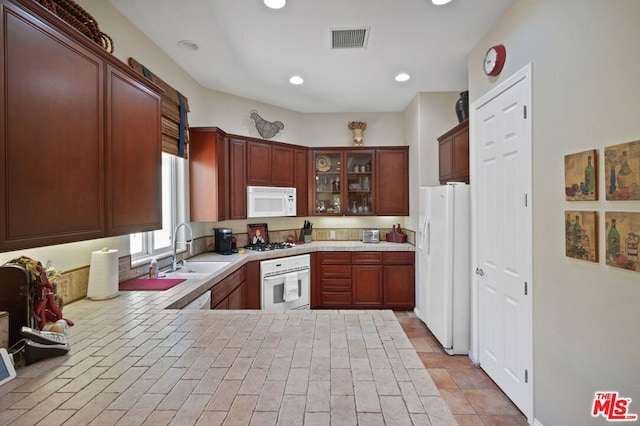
<box><xmin>475</xmin><ymin>267</ymin><xmax>485</xmax><ymax>277</ymax></box>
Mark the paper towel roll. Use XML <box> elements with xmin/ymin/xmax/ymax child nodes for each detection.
<box><xmin>87</xmin><ymin>248</ymin><xmax>120</xmax><ymax>300</ymax></box>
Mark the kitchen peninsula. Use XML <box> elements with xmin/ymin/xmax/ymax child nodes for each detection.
<box><xmin>0</xmin><ymin>242</ymin><xmax>456</xmax><ymax>425</ymax></box>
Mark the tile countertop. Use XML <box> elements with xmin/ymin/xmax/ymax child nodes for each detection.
<box><xmin>0</xmin><ymin>241</ymin><xmax>458</xmax><ymax>425</ymax></box>
<box><xmin>152</xmin><ymin>241</ymin><xmax>415</xmax><ymax>311</ymax></box>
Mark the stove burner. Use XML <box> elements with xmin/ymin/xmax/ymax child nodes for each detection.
<box><xmin>244</xmin><ymin>242</ymin><xmax>296</xmax><ymax>252</ymax></box>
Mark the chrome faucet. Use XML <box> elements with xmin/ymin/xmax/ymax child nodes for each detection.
<box><xmin>171</xmin><ymin>222</ymin><xmax>193</xmax><ymax>271</ymax></box>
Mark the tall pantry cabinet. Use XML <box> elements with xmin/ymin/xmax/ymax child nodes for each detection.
<box><xmin>0</xmin><ymin>0</ymin><xmax>162</xmax><ymax>252</ymax></box>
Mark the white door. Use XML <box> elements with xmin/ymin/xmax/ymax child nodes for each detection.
<box><xmin>472</xmin><ymin>65</ymin><xmax>533</xmax><ymax>420</ymax></box>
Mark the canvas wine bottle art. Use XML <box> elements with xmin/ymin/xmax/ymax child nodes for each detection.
<box><xmin>565</xmin><ymin>211</ymin><xmax>598</xmax><ymax>262</ymax></box>
<box><xmin>605</xmin><ymin>140</ymin><xmax>640</xmax><ymax>200</ymax></box>
<box><xmin>564</xmin><ymin>149</ymin><xmax>598</xmax><ymax>201</ymax></box>
<box><xmin>605</xmin><ymin>212</ymin><xmax>640</xmax><ymax>272</ymax></box>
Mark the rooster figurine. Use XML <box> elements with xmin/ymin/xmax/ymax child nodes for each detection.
<box><xmin>250</xmin><ymin>110</ymin><xmax>284</xmax><ymax>139</ymax></box>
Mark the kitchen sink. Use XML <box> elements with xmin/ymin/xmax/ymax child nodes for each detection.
<box><xmin>162</xmin><ymin>261</ymin><xmax>230</xmax><ymax>279</ymax></box>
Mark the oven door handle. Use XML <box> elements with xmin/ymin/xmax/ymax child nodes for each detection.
<box><xmin>263</xmin><ymin>268</ymin><xmax>309</xmax><ymax>280</ymax></box>
<box><xmin>263</xmin><ymin>275</ymin><xmax>284</xmax><ymax>284</ymax></box>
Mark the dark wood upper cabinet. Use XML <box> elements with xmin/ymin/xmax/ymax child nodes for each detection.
<box><xmin>189</xmin><ymin>127</ymin><xmax>228</xmax><ymax>222</ymax></box>
<box><xmin>271</xmin><ymin>145</ymin><xmax>295</xmax><ymax>187</ymax></box>
<box><xmin>246</xmin><ymin>140</ymin><xmax>272</xmax><ymax>185</ymax></box>
<box><xmin>0</xmin><ymin>0</ymin><xmax>162</xmax><ymax>252</ymax></box>
<box><xmin>375</xmin><ymin>148</ymin><xmax>409</xmax><ymax>216</ymax></box>
<box><xmin>310</xmin><ymin>147</ymin><xmax>408</xmax><ymax>217</ymax></box>
<box><xmin>106</xmin><ymin>65</ymin><xmax>162</xmax><ymax>236</ymax></box>
<box><xmin>247</xmin><ymin>140</ymin><xmax>295</xmax><ymax>187</ymax></box>
<box><xmin>438</xmin><ymin>120</ymin><xmax>469</xmax><ymax>184</ymax></box>
<box><xmin>228</xmin><ymin>137</ymin><xmax>248</xmax><ymax>220</ymax></box>
<box><xmin>189</xmin><ymin>129</ymin><xmax>248</xmax><ymax>221</ymax></box>
<box><xmin>1</xmin><ymin>4</ymin><xmax>105</xmax><ymax>251</ymax></box>
<box><xmin>294</xmin><ymin>148</ymin><xmax>309</xmax><ymax>217</ymax></box>
<box><xmin>190</xmin><ymin>133</ymin><xmax>302</xmax><ymax>222</ymax></box>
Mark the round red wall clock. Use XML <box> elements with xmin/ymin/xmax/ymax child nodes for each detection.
<box><xmin>483</xmin><ymin>44</ymin><xmax>506</xmax><ymax>77</ymax></box>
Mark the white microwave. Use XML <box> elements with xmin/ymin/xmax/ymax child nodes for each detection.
<box><xmin>247</xmin><ymin>186</ymin><xmax>296</xmax><ymax>218</ymax></box>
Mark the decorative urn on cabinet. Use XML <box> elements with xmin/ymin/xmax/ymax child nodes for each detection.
<box><xmin>348</xmin><ymin>121</ymin><xmax>367</xmax><ymax>146</ymax></box>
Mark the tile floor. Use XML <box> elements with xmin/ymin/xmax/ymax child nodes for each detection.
<box><xmin>395</xmin><ymin>311</ymin><xmax>528</xmax><ymax>426</ymax></box>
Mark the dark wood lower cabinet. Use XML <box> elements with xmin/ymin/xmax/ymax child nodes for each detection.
<box><xmin>313</xmin><ymin>251</ymin><xmax>414</xmax><ymax>309</ymax></box>
<box><xmin>383</xmin><ymin>264</ymin><xmax>415</xmax><ymax>309</ymax></box>
<box><xmin>226</xmin><ymin>282</ymin><xmax>245</xmax><ymax>309</ymax></box>
<box><xmin>211</xmin><ymin>252</ymin><xmax>413</xmax><ymax>310</ymax></box>
<box><xmin>212</xmin><ymin>280</ymin><xmax>246</xmax><ymax>309</ymax></box>
<box><xmin>245</xmin><ymin>261</ymin><xmax>261</xmax><ymax>309</ymax></box>
<box><xmin>210</xmin><ymin>262</ymin><xmax>260</xmax><ymax>310</ymax></box>
<box><xmin>211</xmin><ymin>266</ymin><xmax>242</xmax><ymax>309</ymax></box>
<box><xmin>352</xmin><ymin>265</ymin><xmax>383</xmax><ymax>306</ymax></box>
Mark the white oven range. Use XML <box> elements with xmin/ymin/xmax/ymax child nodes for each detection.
<box><xmin>260</xmin><ymin>254</ymin><xmax>310</xmax><ymax>310</ymax></box>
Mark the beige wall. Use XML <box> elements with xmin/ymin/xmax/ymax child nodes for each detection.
<box><xmin>469</xmin><ymin>0</ymin><xmax>640</xmax><ymax>424</ymax></box>
<box><xmin>404</xmin><ymin>92</ymin><xmax>461</xmax><ymax>232</ymax></box>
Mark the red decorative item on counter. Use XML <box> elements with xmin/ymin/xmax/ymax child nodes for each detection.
<box><xmin>386</xmin><ymin>224</ymin><xmax>407</xmax><ymax>243</ymax></box>
<box><xmin>7</xmin><ymin>256</ymin><xmax>73</xmax><ymax>330</ymax></box>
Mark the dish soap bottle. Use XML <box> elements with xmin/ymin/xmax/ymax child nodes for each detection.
<box><xmin>149</xmin><ymin>258</ymin><xmax>158</xmax><ymax>278</ymax></box>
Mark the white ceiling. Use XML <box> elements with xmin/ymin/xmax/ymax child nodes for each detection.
<box><xmin>108</xmin><ymin>0</ymin><xmax>514</xmax><ymax>113</ymax></box>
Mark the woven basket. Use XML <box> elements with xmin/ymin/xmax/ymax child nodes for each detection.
<box><xmin>35</xmin><ymin>0</ymin><xmax>114</xmax><ymax>53</ymax></box>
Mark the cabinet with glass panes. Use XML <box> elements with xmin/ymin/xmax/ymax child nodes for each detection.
<box><xmin>313</xmin><ymin>151</ymin><xmax>342</xmax><ymax>214</ymax></box>
<box><xmin>345</xmin><ymin>151</ymin><xmax>374</xmax><ymax>215</ymax></box>
<box><xmin>312</xmin><ymin>150</ymin><xmax>374</xmax><ymax>216</ymax></box>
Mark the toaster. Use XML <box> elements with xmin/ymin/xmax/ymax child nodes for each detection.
<box><xmin>362</xmin><ymin>229</ymin><xmax>380</xmax><ymax>243</ymax></box>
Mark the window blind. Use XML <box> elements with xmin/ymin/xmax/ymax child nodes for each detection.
<box><xmin>128</xmin><ymin>58</ymin><xmax>190</xmax><ymax>159</ymax></box>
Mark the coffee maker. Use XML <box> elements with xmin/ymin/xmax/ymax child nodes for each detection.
<box><xmin>213</xmin><ymin>228</ymin><xmax>237</xmax><ymax>255</ymax></box>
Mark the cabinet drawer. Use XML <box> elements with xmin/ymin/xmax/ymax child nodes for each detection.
<box><xmin>320</xmin><ymin>278</ymin><xmax>351</xmax><ymax>292</ymax></box>
<box><xmin>319</xmin><ymin>252</ymin><xmax>352</xmax><ymax>264</ymax></box>
<box><xmin>320</xmin><ymin>265</ymin><xmax>351</xmax><ymax>278</ymax></box>
<box><xmin>211</xmin><ymin>267</ymin><xmax>245</xmax><ymax>306</ymax></box>
<box><xmin>320</xmin><ymin>292</ymin><xmax>352</xmax><ymax>306</ymax></box>
<box><xmin>352</xmin><ymin>252</ymin><xmax>382</xmax><ymax>264</ymax></box>
<box><xmin>383</xmin><ymin>252</ymin><xmax>415</xmax><ymax>265</ymax></box>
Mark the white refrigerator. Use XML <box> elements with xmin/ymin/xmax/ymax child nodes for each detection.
<box><xmin>415</xmin><ymin>183</ymin><xmax>470</xmax><ymax>355</ymax></box>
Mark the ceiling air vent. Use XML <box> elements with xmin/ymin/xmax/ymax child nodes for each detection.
<box><xmin>330</xmin><ymin>28</ymin><xmax>369</xmax><ymax>49</ymax></box>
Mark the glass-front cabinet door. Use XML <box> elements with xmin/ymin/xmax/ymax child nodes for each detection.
<box><xmin>345</xmin><ymin>151</ymin><xmax>374</xmax><ymax>215</ymax></box>
<box><xmin>313</xmin><ymin>151</ymin><xmax>343</xmax><ymax>215</ymax></box>
<box><xmin>313</xmin><ymin>150</ymin><xmax>374</xmax><ymax>216</ymax></box>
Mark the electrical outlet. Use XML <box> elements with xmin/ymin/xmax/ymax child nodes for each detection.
<box><xmin>330</xmin><ymin>231</ymin><xmax>336</xmax><ymax>239</ymax></box>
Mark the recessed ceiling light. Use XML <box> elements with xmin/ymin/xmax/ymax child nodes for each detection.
<box><xmin>264</xmin><ymin>0</ymin><xmax>286</xmax><ymax>9</ymax></box>
<box><xmin>432</xmin><ymin>0</ymin><xmax>452</xmax><ymax>5</ymax></box>
<box><xmin>289</xmin><ymin>75</ymin><xmax>304</xmax><ymax>85</ymax></box>
<box><xmin>395</xmin><ymin>72</ymin><xmax>410</xmax><ymax>82</ymax></box>
<box><xmin>178</xmin><ymin>40</ymin><xmax>199</xmax><ymax>51</ymax></box>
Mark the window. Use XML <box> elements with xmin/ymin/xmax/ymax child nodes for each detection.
<box><xmin>130</xmin><ymin>153</ymin><xmax>187</xmax><ymax>264</ymax></box>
